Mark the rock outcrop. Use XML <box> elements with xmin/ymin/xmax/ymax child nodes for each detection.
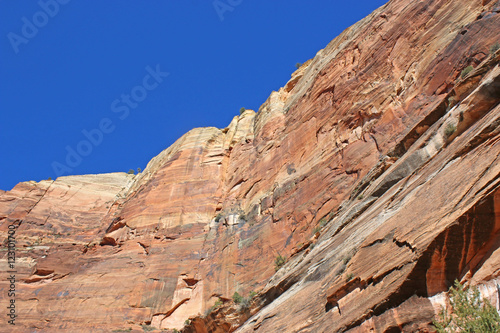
<box><xmin>1</xmin><ymin>0</ymin><xmax>500</xmax><ymax>332</ymax></box>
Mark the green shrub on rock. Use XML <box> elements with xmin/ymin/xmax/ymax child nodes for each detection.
<box><xmin>433</xmin><ymin>280</ymin><xmax>500</xmax><ymax>333</ymax></box>
<box><xmin>490</xmin><ymin>42</ymin><xmax>500</xmax><ymax>56</ymax></box>
<box><xmin>461</xmin><ymin>65</ymin><xmax>474</xmax><ymax>78</ymax></box>
<box><xmin>274</xmin><ymin>254</ymin><xmax>286</xmax><ymax>271</ymax></box>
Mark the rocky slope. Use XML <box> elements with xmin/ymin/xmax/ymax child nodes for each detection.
<box><xmin>2</xmin><ymin>0</ymin><xmax>500</xmax><ymax>331</ymax></box>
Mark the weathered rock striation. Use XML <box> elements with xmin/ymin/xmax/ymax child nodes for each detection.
<box><xmin>1</xmin><ymin>0</ymin><xmax>500</xmax><ymax>331</ymax></box>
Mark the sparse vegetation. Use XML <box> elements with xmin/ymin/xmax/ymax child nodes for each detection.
<box><xmin>461</xmin><ymin>65</ymin><xmax>474</xmax><ymax>78</ymax></box>
<box><xmin>444</xmin><ymin>123</ymin><xmax>457</xmax><ymax>138</ymax></box>
<box><xmin>233</xmin><ymin>291</ymin><xmax>256</xmax><ymax>312</ymax></box>
<box><xmin>140</xmin><ymin>324</ymin><xmax>155</xmax><ymax>332</ymax></box>
<box><xmin>295</xmin><ymin>62</ymin><xmax>303</xmax><ymax>69</ymax></box>
<box><xmin>232</xmin><ymin>291</ymin><xmax>243</xmax><ymax>303</ymax></box>
<box><xmin>357</xmin><ymin>194</ymin><xmax>364</xmax><ymax>200</ymax></box>
<box><xmin>239</xmin><ymin>296</ymin><xmax>251</xmax><ymax>312</ymax></box>
<box><xmin>127</xmin><ymin>169</ymin><xmax>135</xmax><ymax>175</ymax></box>
<box><xmin>112</xmin><ymin>329</ymin><xmax>132</xmax><ymax>332</ymax></box>
<box><xmin>313</xmin><ymin>226</ymin><xmax>322</xmax><ymax>234</ymax></box>
<box><xmin>447</xmin><ymin>96</ymin><xmax>456</xmax><ymax>112</ymax></box>
<box><xmin>274</xmin><ymin>254</ymin><xmax>287</xmax><ymax>271</ymax></box>
<box><xmin>337</xmin><ymin>254</ymin><xmax>354</xmax><ymax>277</ymax></box>
<box><xmin>433</xmin><ymin>280</ymin><xmax>500</xmax><ymax>333</ymax></box>
<box><xmin>184</xmin><ymin>319</ymin><xmax>191</xmax><ymax>326</ymax></box>
<box><xmin>490</xmin><ymin>42</ymin><xmax>500</xmax><ymax>56</ymax></box>
<box><xmin>204</xmin><ymin>297</ymin><xmax>223</xmax><ymax>317</ymax></box>
<box><xmin>319</xmin><ymin>217</ymin><xmax>329</xmax><ymax>228</ymax></box>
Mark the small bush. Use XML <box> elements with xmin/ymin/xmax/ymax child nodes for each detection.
<box><xmin>236</xmin><ymin>291</ymin><xmax>256</xmax><ymax>312</ymax></box>
<box><xmin>295</xmin><ymin>62</ymin><xmax>303</xmax><ymax>69</ymax></box>
<box><xmin>137</xmin><ymin>167</ymin><xmax>142</xmax><ymax>173</ymax></box>
<box><xmin>184</xmin><ymin>319</ymin><xmax>191</xmax><ymax>326</ymax></box>
<box><xmin>444</xmin><ymin>123</ymin><xmax>456</xmax><ymax>138</ymax></box>
<box><xmin>461</xmin><ymin>65</ymin><xmax>474</xmax><ymax>78</ymax></box>
<box><xmin>343</xmin><ymin>256</ymin><xmax>352</xmax><ymax>265</ymax></box>
<box><xmin>319</xmin><ymin>218</ymin><xmax>329</xmax><ymax>227</ymax></box>
<box><xmin>357</xmin><ymin>194</ymin><xmax>364</xmax><ymax>200</ymax></box>
<box><xmin>490</xmin><ymin>42</ymin><xmax>500</xmax><ymax>56</ymax></box>
<box><xmin>239</xmin><ymin>296</ymin><xmax>251</xmax><ymax>312</ymax></box>
<box><xmin>274</xmin><ymin>254</ymin><xmax>286</xmax><ymax>271</ymax></box>
<box><xmin>214</xmin><ymin>213</ymin><xmax>223</xmax><ymax>222</ymax></box>
<box><xmin>313</xmin><ymin>226</ymin><xmax>322</xmax><ymax>235</ymax></box>
<box><xmin>127</xmin><ymin>169</ymin><xmax>135</xmax><ymax>175</ymax></box>
<box><xmin>240</xmin><ymin>107</ymin><xmax>246</xmax><ymax>115</ymax></box>
<box><xmin>140</xmin><ymin>325</ymin><xmax>155</xmax><ymax>332</ymax></box>
<box><xmin>232</xmin><ymin>291</ymin><xmax>243</xmax><ymax>304</ymax></box>
<box><xmin>346</xmin><ymin>273</ymin><xmax>354</xmax><ymax>282</ymax></box>
<box><xmin>433</xmin><ymin>280</ymin><xmax>500</xmax><ymax>332</ymax></box>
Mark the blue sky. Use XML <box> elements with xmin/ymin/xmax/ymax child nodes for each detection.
<box><xmin>0</xmin><ymin>0</ymin><xmax>387</xmax><ymax>191</ymax></box>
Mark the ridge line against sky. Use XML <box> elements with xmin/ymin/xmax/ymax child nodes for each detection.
<box><xmin>0</xmin><ymin>0</ymin><xmax>388</xmax><ymax>191</ymax></box>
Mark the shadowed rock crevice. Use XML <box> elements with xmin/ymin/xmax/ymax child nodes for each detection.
<box><xmin>351</xmin><ymin>187</ymin><xmax>500</xmax><ymax>329</ymax></box>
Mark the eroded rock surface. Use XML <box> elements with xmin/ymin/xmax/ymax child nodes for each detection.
<box><xmin>1</xmin><ymin>0</ymin><xmax>500</xmax><ymax>332</ymax></box>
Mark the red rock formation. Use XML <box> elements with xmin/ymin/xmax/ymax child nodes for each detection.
<box><xmin>1</xmin><ymin>0</ymin><xmax>500</xmax><ymax>332</ymax></box>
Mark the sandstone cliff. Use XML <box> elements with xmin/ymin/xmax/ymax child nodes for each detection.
<box><xmin>2</xmin><ymin>0</ymin><xmax>500</xmax><ymax>332</ymax></box>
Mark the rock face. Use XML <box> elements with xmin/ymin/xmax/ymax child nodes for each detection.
<box><xmin>1</xmin><ymin>0</ymin><xmax>500</xmax><ymax>332</ymax></box>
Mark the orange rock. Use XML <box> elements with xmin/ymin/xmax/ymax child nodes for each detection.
<box><xmin>1</xmin><ymin>0</ymin><xmax>500</xmax><ymax>331</ymax></box>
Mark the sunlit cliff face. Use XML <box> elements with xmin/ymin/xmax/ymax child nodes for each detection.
<box><xmin>1</xmin><ymin>0</ymin><xmax>500</xmax><ymax>331</ymax></box>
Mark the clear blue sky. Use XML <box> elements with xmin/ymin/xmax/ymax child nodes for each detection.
<box><xmin>0</xmin><ymin>0</ymin><xmax>387</xmax><ymax>191</ymax></box>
